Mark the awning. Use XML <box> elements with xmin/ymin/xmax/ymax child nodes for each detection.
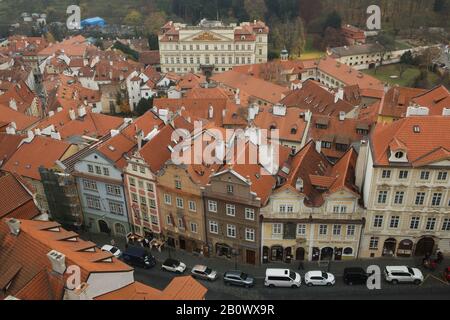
<box><xmin>335</xmin><ymin>136</ymin><xmax>350</xmax><ymax>145</ymax></box>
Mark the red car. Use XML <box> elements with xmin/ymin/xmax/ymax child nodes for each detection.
<box><xmin>444</xmin><ymin>267</ymin><xmax>450</xmax><ymax>282</ymax></box>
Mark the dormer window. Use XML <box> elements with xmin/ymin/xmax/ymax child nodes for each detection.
<box><xmin>291</xmin><ymin>127</ymin><xmax>298</xmax><ymax>135</ymax></box>
<box><xmin>241</xmin><ymin>35</ymin><xmax>246</xmax><ymax>40</ymax></box>
<box><xmin>395</xmin><ymin>151</ymin><xmax>404</xmax><ymax>159</ymax></box>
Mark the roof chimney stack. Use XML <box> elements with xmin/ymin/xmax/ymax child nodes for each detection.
<box><xmin>6</xmin><ymin>218</ymin><xmax>21</xmax><ymax>236</ymax></box>
<box><xmin>47</xmin><ymin>250</ymin><xmax>67</xmax><ymax>275</ymax></box>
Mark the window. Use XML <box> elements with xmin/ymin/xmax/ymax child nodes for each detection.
<box><xmin>245</xmin><ymin>208</ymin><xmax>255</xmax><ymax>221</ymax></box>
<box><xmin>129</xmin><ymin>177</ymin><xmax>136</xmax><ymax>187</ymax></box>
<box><xmin>175</xmin><ymin>180</ymin><xmax>182</xmax><ymax>189</ymax></box>
<box><xmin>333</xmin><ymin>205</ymin><xmax>347</xmax><ymax>214</ymax></box>
<box><xmin>106</xmin><ymin>184</ymin><xmax>121</xmax><ymax>196</ymax></box>
<box><xmin>138</xmin><ymin>180</ymin><xmax>144</xmax><ymax>189</ymax></box>
<box><xmin>415</xmin><ymin>192</ymin><xmax>426</xmax><ymax>206</ymax></box>
<box><xmin>410</xmin><ymin>217</ymin><xmax>420</xmax><ymax>230</ymax></box>
<box><xmin>245</xmin><ymin>228</ymin><xmax>255</xmax><ymax>242</ymax></box>
<box><xmin>426</xmin><ymin>217</ymin><xmax>436</xmax><ymax>231</ymax></box>
<box><xmin>279</xmin><ymin>204</ymin><xmax>294</xmax><ymax>213</ymax></box>
<box><xmin>86</xmin><ymin>195</ymin><xmax>101</xmax><ymax>210</ymax></box>
<box><xmin>390</xmin><ymin>216</ymin><xmax>400</xmax><ymax>229</ymax></box>
<box><xmin>437</xmin><ymin>172</ymin><xmax>448</xmax><ymax>181</ymax></box>
<box><xmin>273</xmin><ymin>223</ymin><xmax>282</xmax><ymax>236</ymax></box>
<box><xmin>319</xmin><ymin>225</ymin><xmax>328</xmax><ymax>235</ymax></box>
<box><xmin>227</xmin><ymin>224</ymin><xmax>236</xmax><ymax>238</ymax></box>
<box><xmin>190</xmin><ymin>223</ymin><xmax>198</xmax><ymax>234</ymax></box>
<box><xmin>420</xmin><ymin>171</ymin><xmax>430</xmax><ymax>180</ymax></box>
<box><xmin>394</xmin><ymin>191</ymin><xmax>405</xmax><ymax>205</ymax></box>
<box><xmin>226</xmin><ymin>204</ymin><xmax>236</xmax><ymax>216</ymax></box>
<box><xmin>131</xmin><ymin>193</ymin><xmax>138</xmax><ymax>203</ymax></box>
<box><xmin>369</xmin><ymin>237</ymin><xmax>379</xmax><ymax>250</ymax></box>
<box><xmin>297</xmin><ymin>224</ymin><xmax>306</xmax><ymax>236</ymax></box>
<box><xmin>381</xmin><ymin>170</ymin><xmax>391</xmax><ymax>179</ymax></box>
<box><xmin>83</xmin><ymin>179</ymin><xmax>98</xmax><ymax>191</ymax></box>
<box><xmin>377</xmin><ymin>191</ymin><xmax>388</xmax><ymax>204</ymax></box>
<box><xmin>103</xmin><ymin>167</ymin><xmax>110</xmax><ymax>176</ymax></box>
<box><xmin>442</xmin><ymin>219</ymin><xmax>450</xmax><ymax>231</ymax></box>
<box><xmin>188</xmin><ymin>201</ymin><xmax>197</xmax><ymax>212</ymax></box>
<box><xmin>149</xmin><ymin>199</ymin><xmax>156</xmax><ymax>209</ymax></box>
<box><xmin>176</xmin><ymin>197</ymin><xmax>184</xmax><ymax>209</ymax></box>
<box><xmin>399</xmin><ymin>170</ymin><xmax>409</xmax><ymax>180</ymax></box>
<box><xmin>164</xmin><ymin>194</ymin><xmax>172</xmax><ymax>205</ymax></box>
<box><xmin>178</xmin><ymin>218</ymin><xmax>185</xmax><ymax>230</ymax></box>
<box><xmin>166</xmin><ymin>215</ymin><xmax>173</xmax><ymax>226</ymax></box>
<box><xmin>87</xmin><ymin>165</ymin><xmax>94</xmax><ymax>173</ymax></box>
<box><xmin>150</xmin><ymin>215</ymin><xmax>158</xmax><ymax>226</ymax></box>
<box><xmin>347</xmin><ymin>225</ymin><xmax>356</xmax><ymax>237</ymax></box>
<box><xmin>95</xmin><ymin>166</ymin><xmax>102</xmax><ymax>175</ymax></box>
<box><xmin>373</xmin><ymin>215</ymin><xmax>384</xmax><ymax>228</ymax></box>
<box><xmin>333</xmin><ymin>225</ymin><xmax>342</xmax><ymax>236</ymax></box>
<box><xmin>227</xmin><ymin>185</ymin><xmax>234</xmax><ymax>194</ymax></box>
<box><xmin>432</xmin><ymin>193</ymin><xmax>443</xmax><ymax>206</ymax></box>
<box><xmin>209</xmin><ymin>221</ymin><xmax>219</xmax><ymax>234</ymax></box>
<box><xmin>147</xmin><ymin>183</ymin><xmax>154</xmax><ymax>192</ymax></box>
<box><xmin>140</xmin><ymin>196</ymin><xmax>147</xmax><ymax>206</ymax></box>
<box><xmin>109</xmin><ymin>201</ymin><xmax>124</xmax><ymax>216</ymax></box>
<box><xmin>208</xmin><ymin>200</ymin><xmax>217</xmax><ymax>213</ymax></box>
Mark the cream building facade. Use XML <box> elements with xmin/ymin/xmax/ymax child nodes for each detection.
<box><xmin>158</xmin><ymin>19</ymin><xmax>268</xmax><ymax>75</ymax></box>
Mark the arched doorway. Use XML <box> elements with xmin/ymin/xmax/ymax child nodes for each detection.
<box><xmin>321</xmin><ymin>247</ymin><xmax>334</xmax><ymax>261</ymax></box>
<box><xmin>383</xmin><ymin>238</ymin><xmax>397</xmax><ymax>257</ymax></box>
<box><xmin>98</xmin><ymin>220</ymin><xmax>110</xmax><ymax>234</ymax></box>
<box><xmin>334</xmin><ymin>248</ymin><xmax>343</xmax><ymax>261</ymax></box>
<box><xmin>398</xmin><ymin>239</ymin><xmax>414</xmax><ymax>257</ymax></box>
<box><xmin>296</xmin><ymin>247</ymin><xmax>306</xmax><ymax>261</ymax></box>
<box><xmin>415</xmin><ymin>237</ymin><xmax>435</xmax><ymax>257</ymax></box>
<box><xmin>284</xmin><ymin>247</ymin><xmax>292</xmax><ymax>262</ymax></box>
<box><xmin>312</xmin><ymin>247</ymin><xmax>320</xmax><ymax>261</ymax></box>
<box><xmin>114</xmin><ymin>223</ymin><xmax>126</xmax><ymax>237</ymax></box>
<box><xmin>270</xmin><ymin>246</ymin><xmax>284</xmax><ymax>262</ymax></box>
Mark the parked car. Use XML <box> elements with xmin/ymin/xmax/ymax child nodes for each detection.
<box><xmin>191</xmin><ymin>265</ymin><xmax>219</xmax><ymax>281</ymax></box>
<box><xmin>443</xmin><ymin>267</ymin><xmax>450</xmax><ymax>282</ymax></box>
<box><xmin>343</xmin><ymin>267</ymin><xmax>369</xmax><ymax>285</ymax></box>
<box><xmin>264</xmin><ymin>269</ymin><xmax>301</xmax><ymax>288</ymax></box>
<box><xmin>224</xmin><ymin>271</ymin><xmax>255</xmax><ymax>288</ymax></box>
<box><xmin>101</xmin><ymin>245</ymin><xmax>122</xmax><ymax>258</ymax></box>
<box><xmin>121</xmin><ymin>246</ymin><xmax>156</xmax><ymax>269</ymax></box>
<box><xmin>161</xmin><ymin>258</ymin><xmax>186</xmax><ymax>274</ymax></box>
<box><xmin>384</xmin><ymin>266</ymin><xmax>423</xmax><ymax>285</ymax></box>
<box><xmin>304</xmin><ymin>271</ymin><xmax>336</xmax><ymax>287</ymax></box>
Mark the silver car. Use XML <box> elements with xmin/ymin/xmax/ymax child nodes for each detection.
<box><xmin>224</xmin><ymin>271</ymin><xmax>255</xmax><ymax>288</ymax></box>
<box><xmin>191</xmin><ymin>265</ymin><xmax>218</xmax><ymax>281</ymax></box>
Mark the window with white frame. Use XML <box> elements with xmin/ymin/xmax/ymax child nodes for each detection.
<box><xmin>86</xmin><ymin>195</ymin><xmax>101</xmax><ymax>210</ymax></box>
<box><xmin>103</xmin><ymin>167</ymin><xmax>110</xmax><ymax>176</ymax></box>
<box><xmin>381</xmin><ymin>170</ymin><xmax>391</xmax><ymax>179</ymax></box>
<box><xmin>442</xmin><ymin>219</ymin><xmax>450</xmax><ymax>231</ymax></box>
<box><xmin>190</xmin><ymin>223</ymin><xmax>198</xmax><ymax>234</ymax></box>
<box><xmin>226</xmin><ymin>204</ymin><xmax>236</xmax><ymax>216</ymax></box>
<box><xmin>369</xmin><ymin>237</ymin><xmax>379</xmax><ymax>250</ymax></box>
<box><xmin>166</xmin><ymin>215</ymin><xmax>173</xmax><ymax>226</ymax></box>
<box><xmin>319</xmin><ymin>225</ymin><xmax>328</xmax><ymax>235</ymax></box>
<box><xmin>208</xmin><ymin>200</ymin><xmax>217</xmax><ymax>213</ymax></box>
<box><xmin>399</xmin><ymin>170</ymin><xmax>409</xmax><ymax>179</ymax></box>
<box><xmin>106</xmin><ymin>184</ymin><xmax>121</xmax><ymax>196</ymax></box>
<box><xmin>87</xmin><ymin>164</ymin><xmax>94</xmax><ymax>173</ymax></box>
<box><xmin>209</xmin><ymin>221</ymin><xmax>218</xmax><ymax>234</ymax></box>
<box><xmin>333</xmin><ymin>205</ymin><xmax>347</xmax><ymax>214</ymax></box>
<box><xmin>432</xmin><ymin>193</ymin><xmax>443</xmax><ymax>206</ymax></box>
<box><xmin>131</xmin><ymin>193</ymin><xmax>138</xmax><ymax>203</ymax></box>
<box><xmin>347</xmin><ymin>225</ymin><xmax>356</xmax><ymax>237</ymax></box>
<box><xmin>245</xmin><ymin>228</ymin><xmax>255</xmax><ymax>242</ymax></box>
<box><xmin>410</xmin><ymin>217</ymin><xmax>420</xmax><ymax>230</ymax></box>
<box><xmin>245</xmin><ymin>208</ymin><xmax>255</xmax><ymax>221</ymax></box>
<box><xmin>164</xmin><ymin>194</ymin><xmax>172</xmax><ymax>205</ymax></box>
<box><xmin>175</xmin><ymin>180</ymin><xmax>182</xmax><ymax>189</ymax></box>
<box><xmin>109</xmin><ymin>201</ymin><xmax>124</xmax><ymax>216</ymax></box>
<box><xmin>390</xmin><ymin>216</ymin><xmax>400</xmax><ymax>229</ymax></box>
<box><xmin>129</xmin><ymin>177</ymin><xmax>136</xmax><ymax>187</ymax></box>
<box><xmin>297</xmin><ymin>224</ymin><xmax>306</xmax><ymax>236</ymax></box>
<box><xmin>178</xmin><ymin>218</ymin><xmax>185</xmax><ymax>230</ymax></box>
<box><xmin>420</xmin><ymin>171</ymin><xmax>430</xmax><ymax>180</ymax></box>
<box><xmin>188</xmin><ymin>201</ymin><xmax>197</xmax><ymax>212</ymax></box>
<box><xmin>139</xmin><ymin>166</ymin><xmax>145</xmax><ymax>174</ymax></box>
<box><xmin>272</xmin><ymin>223</ymin><xmax>282</xmax><ymax>236</ymax></box>
<box><xmin>95</xmin><ymin>166</ymin><xmax>102</xmax><ymax>175</ymax></box>
<box><xmin>394</xmin><ymin>191</ymin><xmax>405</xmax><ymax>205</ymax></box>
<box><xmin>227</xmin><ymin>185</ymin><xmax>234</xmax><ymax>194</ymax></box>
<box><xmin>373</xmin><ymin>215</ymin><xmax>384</xmax><ymax>228</ymax></box>
<box><xmin>149</xmin><ymin>199</ymin><xmax>156</xmax><ymax>209</ymax></box>
<box><xmin>227</xmin><ymin>224</ymin><xmax>236</xmax><ymax>238</ymax></box>
<box><xmin>437</xmin><ymin>171</ymin><xmax>448</xmax><ymax>181</ymax></box>
<box><xmin>147</xmin><ymin>183</ymin><xmax>154</xmax><ymax>192</ymax></box>
<box><xmin>333</xmin><ymin>225</ymin><xmax>342</xmax><ymax>236</ymax></box>
<box><xmin>377</xmin><ymin>191</ymin><xmax>388</xmax><ymax>204</ymax></box>
<box><xmin>83</xmin><ymin>179</ymin><xmax>98</xmax><ymax>191</ymax></box>
<box><xmin>176</xmin><ymin>197</ymin><xmax>184</xmax><ymax>209</ymax></box>
<box><xmin>415</xmin><ymin>192</ymin><xmax>426</xmax><ymax>206</ymax></box>
<box><xmin>426</xmin><ymin>217</ymin><xmax>436</xmax><ymax>231</ymax></box>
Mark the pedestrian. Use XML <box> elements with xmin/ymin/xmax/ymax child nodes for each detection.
<box><xmin>110</xmin><ymin>239</ymin><xmax>116</xmax><ymax>247</ymax></box>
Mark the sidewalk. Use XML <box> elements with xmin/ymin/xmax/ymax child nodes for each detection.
<box><xmin>80</xmin><ymin>231</ymin><xmax>449</xmax><ymax>278</ymax></box>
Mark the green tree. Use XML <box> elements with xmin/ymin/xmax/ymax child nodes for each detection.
<box><xmin>124</xmin><ymin>10</ymin><xmax>143</xmax><ymax>26</ymax></box>
<box><xmin>323</xmin><ymin>10</ymin><xmax>342</xmax><ymax>32</ymax></box>
<box><xmin>135</xmin><ymin>97</ymin><xmax>154</xmax><ymax>116</ymax></box>
<box><xmin>144</xmin><ymin>11</ymin><xmax>167</xmax><ymax>35</ymax></box>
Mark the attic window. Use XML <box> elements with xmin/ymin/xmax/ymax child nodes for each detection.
<box><xmin>395</xmin><ymin>151</ymin><xmax>404</xmax><ymax>159</ymax></box>
<box><xmin>291</xmin><ymin>127</ymin><xmax>298</xmax><ymax>135</ymax></box>
<box><xmin>241</xmin><ymin>35</ymin><xmax>246</xmax><ymax>40</ymax></box>
<box><xmin>108</xmin><ymin>146</ymin><xmax>116</xmax><ymax>152</ymax></box>
<box><xmin>413</xmin><ymin>125</ymin><xmax>420</xmax><ymax>133</ymax></box>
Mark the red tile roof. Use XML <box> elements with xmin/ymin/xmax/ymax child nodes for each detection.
<box><xmin>0</xmin><ymin>133</ymin><xmax>24</xmax><ymax>167</ymax></box>
<box><xmin>0</xmin><ymin>103</ymin><xmax>40</xmax><ymax>130</ymax></box>
<box><xmin>378</xmin><ymin>86</ymin><xmax>427</xmax><ymax>118</ymax></box>
<box><xmin>411</xmin><ymin>85</ymin><xmax>450</xmax><ymax>116</ymax></box>
<box><xmin>371</xmin><ymin>116</ymin><xmax>450</xmax><ymax>166</ymax></box>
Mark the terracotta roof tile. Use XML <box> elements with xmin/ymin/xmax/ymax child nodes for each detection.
<box><xmin>0</xmin><ymin>173</ymin><xmax>39</xmax><ymax>220</ymax></box>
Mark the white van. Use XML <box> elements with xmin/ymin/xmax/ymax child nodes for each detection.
<box><xmin>264</xmin><ymin>269</ymin><xmax>301</xmax><ymax>288</ymax></box>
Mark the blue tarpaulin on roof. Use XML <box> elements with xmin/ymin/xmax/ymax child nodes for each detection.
<box><xmin>81</xmin><ymin>17</ymin><xmax>106</xmax><ymax>28</ymax></box>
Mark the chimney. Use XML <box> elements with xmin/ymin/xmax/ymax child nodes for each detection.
<box><xmin>49</xmin><ymin>111</ymin><xmax>55</xmax><ymax>117</ymax></box>
<box><xmin>315</xmin><ymin>141</ymin><xmax>322</xmax><ymax>154</ymax></box>
<box><xmin>47</xmin><ymin>250</ymin><xmax>67</xmax><ymax>275</ymax></box>
<box><xmin>6</xmin><ymin>218</ymin><xmax>21</xmax><ymax>236</ymax></box>
<box><xmin>235</xmin><ymin>89</ymin><xmax>241</xmax><ymax>105</ymax></box>
<box><xmin>6</xmin><ymin>123</ymin><xmax>16</xmax><ymax>135</ymax></box>
<box><xmin>335</xmin><ymin>87</ymin><xmax>344</xmax><ymax>103</ymax></box>
<box><xmin>208</xmin><ymin>105</ymin><xmax>214</xmax><ymax>119</ymax></box>
<box><xmin>339</xmin><ymin>111</ymin><xmax>346</xmax><ymax>121</ymax></box>
<box><xmin>57</xmin><ymin>107</ymin><xmax>63</xmax><ymax>113</ymax></box>
<box><xmin>9</xmin><ymin>99</ymin><xmax>17</xmax><ymax>111</ymax></box>
<box><xmin>69</xmin><ymin>108</ymin><xmax>76</xmax><ymax>120</ymax></box>
<box><xmin>78</xmin><ymin>105</ymin><xmax>87</xmax><ymax>118</ymax></box>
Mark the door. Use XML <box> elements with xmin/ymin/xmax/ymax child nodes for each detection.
<box><xmin>383</xmin><ymin>238</ymin><xmax>397</xmax><ymax>257</ymax></box>
<box><xmin>321</xmin><ymin>247</ymin><xmax>334</xmax><ymax>261</ymax></box>
<box><xmin>415</xmin><ymin>237</ymin><xmax>435</xmax><ymax>257</ymax></box>
<box><xmin>334</xmin><ymin>248</ymin><xmax>343</xmax><ymax>261</ymax></box>
<box><xmin>246</xmin><ymin>250</ymin><xmax>256</xmax><ymax>265</ymax></box>
<box><xmin>98</xmin><ymin>220</ymin><xmax>110</xmax><ymax>234</ymax></box>
<box><xmin>179</xmin><ymin>237</ymin><xmax>186</xmax><ymax>250</ymax></box>
<box><xmin>296</xmin><ymin>247</ymin><xmax>305</xmax><ymax>261</ymax></box>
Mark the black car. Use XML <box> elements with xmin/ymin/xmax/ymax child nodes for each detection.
<box><xmin>121</xmin><ymin>246</ymin><xmax>156</xmax><ymax>269</ymax></box>
<box><xmin>343</xmin><ymin>267</ymin><xmax>369</xmax><ymax>285</ymax></box>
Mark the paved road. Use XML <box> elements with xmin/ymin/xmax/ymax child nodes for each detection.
<box><xmin>81</xmin><ymin>231</ymin><xmax>450</xmax><ymax>300</ymax></box>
